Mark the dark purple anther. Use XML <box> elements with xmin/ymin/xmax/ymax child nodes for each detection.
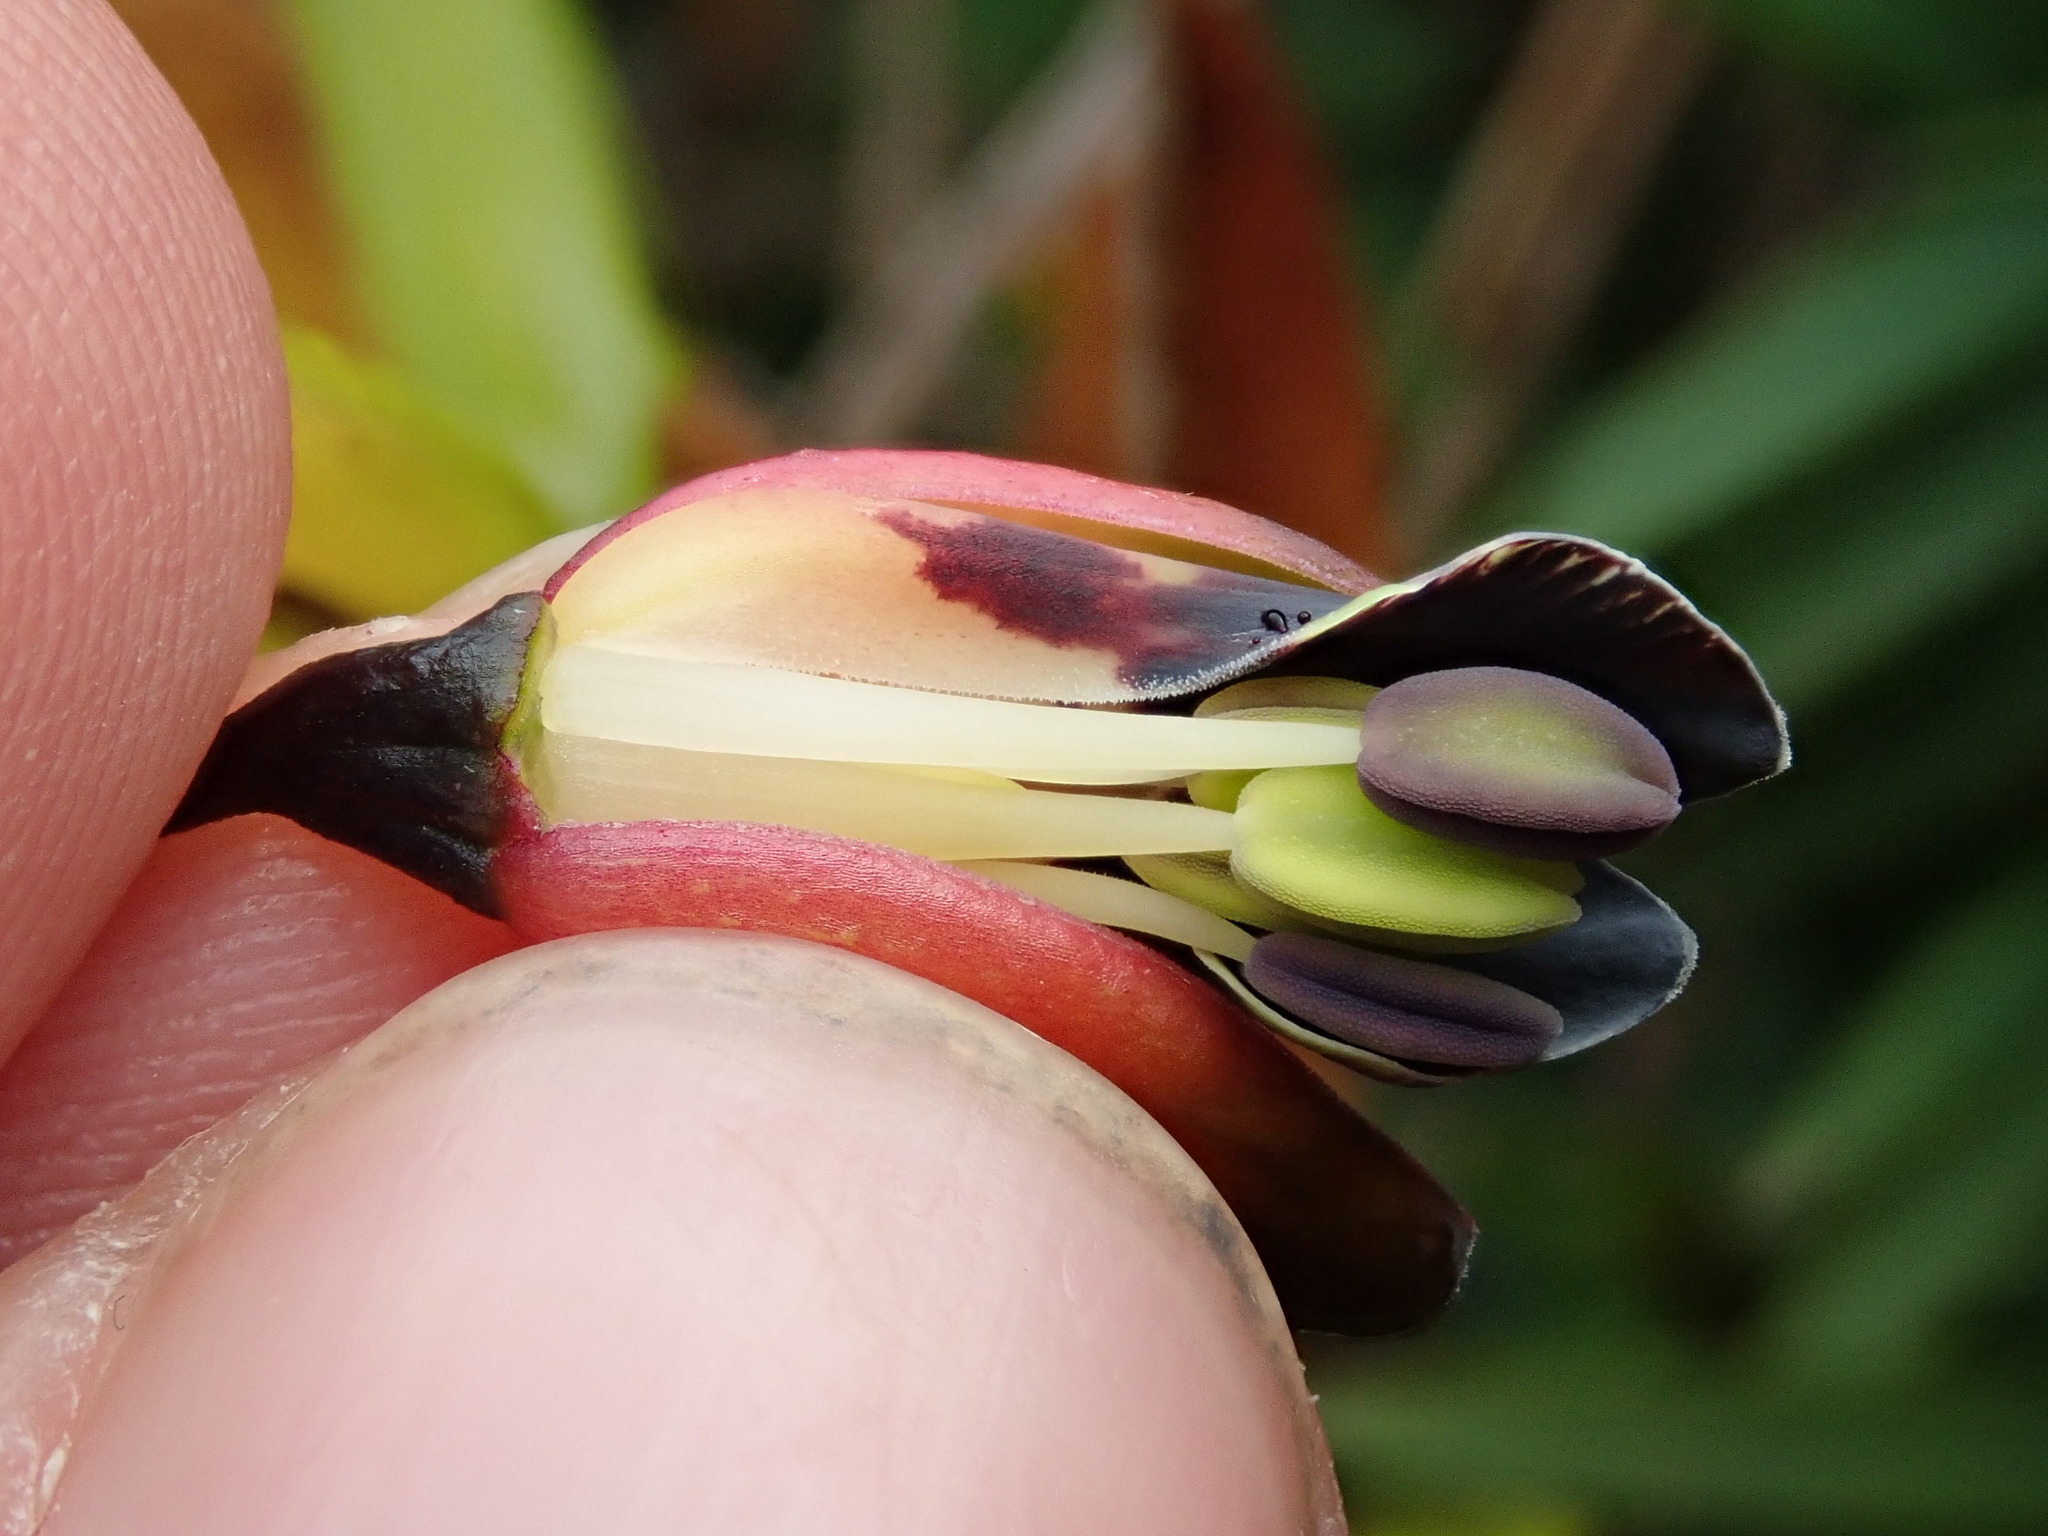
<box><xmin>1244</xmin><ymin>933</ymin><xmax>1563</xmax><ymax>1072</ymax></box>
<box><xmin>1356</xmin><ymin>666</ymin><xmax>1681</xmax><ymax>860</ymax></box>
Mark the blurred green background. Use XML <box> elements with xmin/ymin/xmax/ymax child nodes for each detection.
<box><xmin>117</xmin><ymin>0</ymin><xmax>2048</xmax><ymax>1529</ymax></box>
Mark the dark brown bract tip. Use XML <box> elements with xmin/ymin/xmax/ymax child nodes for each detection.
<box><xmin>167</xmin><ymin>593</ymin><xmax>544</xmax><ymax>915</ymax></box>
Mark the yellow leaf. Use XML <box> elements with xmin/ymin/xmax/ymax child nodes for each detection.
<box><xmin>282</xmin><ymin>327</ymin><xmax>558</xmax><ymax>619</ymax></box>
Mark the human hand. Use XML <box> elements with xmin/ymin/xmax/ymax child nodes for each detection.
<box><xmin>0</xmin><ymin>4</ymin><xmax>1342</xmax><ymax>1531</ymax></box>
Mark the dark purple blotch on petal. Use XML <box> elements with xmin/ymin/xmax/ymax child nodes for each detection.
<box><xmin>1443</xmin><ymin>861</ymin><xmax>1696</xmax><ymax>1059</ymax></box>
<box><xmin>874</xmin><ymin>507</ymin><xmax>1349</xmax><ymax>694</ymax></box>
<box><xmin>1273</xmin><ymin>535</ymin><xmax>1789</xmax><ymax>801</ymax></box>
<box><xmin>1357</xmin><ymin>666</ymin><xmax>1681</xmax><ymax>861</ymax></box>
<box><xmin>1244</xmin><ymin>933</ymin><xmax>1563</xmax><ymax>1072</ymax></box>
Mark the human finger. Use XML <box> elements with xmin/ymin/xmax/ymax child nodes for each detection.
<box><xmin>0</xmin><ymin>0</ymin><xmax>290</xmax><ymax>1061</ymax></box>
<box><xmin>0</xmin><ymin>814</ymin><xmax>517</xmax><ymax>1269</ymax></box>
<box><xmin>1</xmin><ymin>930</ymin><xmax>1344</xmax><ymax>1535</ymax></box>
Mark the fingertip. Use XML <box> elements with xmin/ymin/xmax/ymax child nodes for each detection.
<box><xmin>0</xmin><ymin>0</ymin><xmax>291</xmax><ymax>1058</ymax></box>
<box><xmin>11</xmin><ymin>931</ymin><xmax>1343</xmax><ymax>1534</ymax></box>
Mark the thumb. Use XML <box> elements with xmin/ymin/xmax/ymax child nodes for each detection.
<box><xmin>1</xmin><ymin>931</ymin><xmax>1345</xmax><ymax>1535</ymax></box>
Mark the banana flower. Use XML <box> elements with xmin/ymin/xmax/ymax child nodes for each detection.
<box><xmin>173</xmin><ymin>449</ymin><xmax>1788</xmax><ymax>1334</ymax></box>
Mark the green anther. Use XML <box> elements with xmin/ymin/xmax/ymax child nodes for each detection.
<box><xmin>1189</xmin><ymin>769</ymin><xmax>1259</xmax><ymax>811</ymax></box>
<box><xmin>1124</xmin><ymin>851</ymin><xmax>1311</xmax><ymax>930</ymax></box>
<box><xmin>1194</xmin><ymin>675</ymin><xmax>1379</xmax><ymax>717</ymax></box>
<box><xmin>1200</xmin><ymin>706</ymin><xmax>1365</xmax><ymax>726</ymax></box>
<box><xmin>1187</xmin><ymin>686</ymin><xmax>1367</xmax><ymax>813</ymax></box>
<box><xmin>1232</xmin><ymin>765</ymin><xmax>1584</xmax><ymax>939</ymax></box>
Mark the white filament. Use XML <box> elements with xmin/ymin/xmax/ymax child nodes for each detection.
<box><xmin>529</xmin><ymin>732</ymin><xmax>1238</xmax><ymax>862</ymax></box>
<box><xmin>541</xmin><ymin>645</ymin><xmax>1360</xmax><ymax>784</ymax></box>
<box><xmin>955</xmin><ymin>861</ymin><xmax>1256</xmax><ymax>961</ymax></box>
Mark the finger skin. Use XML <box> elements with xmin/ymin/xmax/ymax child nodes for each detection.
<box><xmin>0</xmin><ymin>0</ymin><xmax>290</xmax><ymax>1061</ymax></box>
<box><xmin>0</xmin><ymin>816</ymin><xmax>516</xmax><ymax>1268</ymax></box>
<box><xmin>9</xmin><ymin>932</ymin><xmax>1346</xmax><ymax>1535</ymax></box>
<box><xmin>496</xmin><ymin>818</ymin><xmax>1474</xmax><ymax>1335</ymax></box>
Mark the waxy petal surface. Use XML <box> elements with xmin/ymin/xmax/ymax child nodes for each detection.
<box><xmin>491</xmin><ymin>818</ymin><xmax>1474</xmax><ymax>1336</ymax></box>
<box><xmin>547</xmin><ymin>487</ymin><xmax>1349</xmax><ymax>704</ymax></box>
<box><xmin>548</xmin><ymin>447</ymin><xmax>1380</xmax><ymax>596</ymax></box>
<box><xmin>548</xmin><ymin>471</ymin><xmax>1782</xmax><ymax>805</ymax></box>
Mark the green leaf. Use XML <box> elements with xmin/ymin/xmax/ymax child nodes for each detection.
<box><xmin>1681</xmin><ymin>374</ymin><xmax>2048</xmax><ymax>713</ymax></box>
<box><xmin>1740</xmin><ymin>855</ymin><xmax>2048</xmax><ymax>1384</ymax></box>
<box><xmin>1654</xmin><ymin>576</ymin><xmax>2048</xmax><ymax>915</ymax></box>
<box><xmin>283</xmin><ymin>0</ymin><xmax>680</xmax><ymax>528</ymax></box>
<box><xmin>1371</xmin><ymin>1507</ymin><xmax>1589</xmax><ymax>1536</ymax></box>
<box><xmin>1319</xmin><ymin>1341</ymin><xmax>2048</xmax><ymax>1533</ymax></box>
<box><xmin>1692</xmin><ymin>1</ymin><xmax>2048</xmax><ymax>109</ymax></box>
<box><xmin>1492</xmin><ymin>203</ymin><xmax>2048</xmax><ymax>553</ymax></box>
<box><xmin>1757</xmin><ymin>1077</ymin><xmax>2048</xmax><ymax>1388</ymax></box>
<box><xmin>281</xmin><ymin>327</ymin><xmax>561</xmax><ymax>619</ymax></box>
<box><xmin>1741</xmin><ymin>856</ymin><xmax>2048</xmax><ymax>1231</ymax></box>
